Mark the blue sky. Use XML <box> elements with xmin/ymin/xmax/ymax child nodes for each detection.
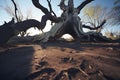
<box><xmin>0</xmin><ymin>0</ymin><xmax>119</xmax><ymax>34</ymax></box>
<box><xmin>0</xmin><ymin>0</ymin><xmax>115</xmax><ymax>24</ymax></box>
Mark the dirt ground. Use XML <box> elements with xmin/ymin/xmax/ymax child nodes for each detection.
<box><xmin>0</xmin><ymin>41</ymin><xmax>120</xmax><ymax>80</ymax></box>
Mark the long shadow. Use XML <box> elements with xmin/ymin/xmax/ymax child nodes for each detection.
<box><xmin>80</xmin><ymin>42</ymin><xmax>120</xmax><ymax>48</ymax></box>
<box><xmin>0</xmin><ymin>46</ymin><xmax>35</xmax><ymax>80</ymax></box>
<box><xmin>40</xmin><ymin>40</ymin><xmax>84</xmax><ymax>51</ymax></box>
<box><xmin>39</xmin><ymin>40</ymin><xmax>120</xmax><ymax>52</ymax></box>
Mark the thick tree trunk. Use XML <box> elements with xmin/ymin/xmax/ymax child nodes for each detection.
<box><xmin>37</xmin><ymin>0</ymin><xmax>111</xmax><ymax>42</ymax></box>
<box><xmin>34</xmin><ymin>0</ymin><xmax>93</xmax><ymax>42</ymax></box>
<box><xmin>12</xmin><ymin>19</ymin><xmax>43</xmax><ymax>33</ymax></box>
<box><xmin>1</xmin><ymin>0</ymin><xmax>119</xmax><ymax>44</ymax></box>
<box><xmin>0</xmin><ymin>19</ymin><xmax>44</xmax><ymax>44</ymax></box>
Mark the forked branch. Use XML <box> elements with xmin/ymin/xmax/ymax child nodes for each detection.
<box><xmin>46</xmin><ymin>0</ymin><xmax>57</xmax><ymax>17</ymax></box>
<box><xmin>32</xmin><ymin>0</ymin><xmax>60</xmax><ymax>23</ymax></box>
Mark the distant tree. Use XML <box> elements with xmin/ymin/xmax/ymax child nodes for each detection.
<box><xmin>82</xmin><ymin>3</ymin><xmax>120</xmax><ymax>38</ymax></box>
<box><xmin>103</xmin><ymin>0</ymin><xmax>120</xmax><ymax>26</ymax></box>
<box><xmin>81</xmin><ymin>5</ymin><xmax>107</xmax><ymax>32</ymax></box>
<box><xmin>1</xmin><ymin>0</ymin><xmax>33</xmax><ymax>37</ymax></box>
<box><xmin>109</xmin><ymin>3</ymin><xmax>120</xmax><ymax>25</ymax></box>
<box><xmin>104</xmin><ymin>0</ymin><xmax>120</xmax><ymax>38</ymax></box>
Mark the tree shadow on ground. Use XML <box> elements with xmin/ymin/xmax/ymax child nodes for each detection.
<box><xmin>0</xmin><ymin>46</ymin><xmax>35</xmax><ymax>80</ymax></box>
<box><xmin>38</xmin><ymin>40</ymin><xmax>120</xmax><ymax>51</ymax></box>
<box><xmin>39</xmin><ymin>40</ymin><xmax>84</xmax><ymax>51</ymax></box>
<box><xmin>80</xmin><ymin>42</ymin><xmax>120</xmax><ymax>48</ymax></box>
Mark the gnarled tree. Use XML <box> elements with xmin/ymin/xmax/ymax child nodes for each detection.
<box><xmin>32</xmin><ymin>0</ymin><xmax>94</xmax><ymax>42</ymax></box>
<box><xmin>34</xmin><ymin>0</ymin><xmax>120</xmax><ymax>42</ymax></box>
<box><xmin>0</xmin><ymin>0</ymin><xmax>120</xmax><ymax>44</ymax></box>
<box><xmin>32</xmin><ymin>0</ymin><xmax>108</xmax><ymax>42</ymax></box>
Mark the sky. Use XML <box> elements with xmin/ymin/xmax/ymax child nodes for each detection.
<box><xmin>0</xmin><ymin>0</ymin><xmax>115</xmax><ymax>23</ymax></box>
<box><xmin>0</xmin><ymin>0</ymin><xmax>119</xmax><ymax>36</ymax></box>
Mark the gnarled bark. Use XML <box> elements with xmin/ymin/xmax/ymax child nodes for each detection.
<box><xmin>12</xmin><ymin>19</ymin><xmax>44</xmax><ymax>33</ymax></box>
<box><xmin>35</xmin><ymin>0</ymin><xmax>93</xmax><ymax>42</ymax></box>
<box><xmin>1</xmin><ymin>0</ymin><xmax>119</xmax><ymax>44</ymax></box>
<box><xmin>0</xmin><ymin>19</ymin><xmax>44</xmax><ymax>44</ymax></box>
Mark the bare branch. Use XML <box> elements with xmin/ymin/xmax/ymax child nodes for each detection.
<box><xmin>77</xmin><ymin>0</ymin><xmax>94</xmax><ymax>14</ymax></box>
<box><xmin>11</xmin><ymin>0</ymin><xmax>19</xmax><ymax>22</ymax></box>
<box><xmin>83</xmin><ymin>19</ymin><xmax>106</xmax><ymax>30</ymax></box>
<box><xmin>32</xmin><ymin>0</ymin><xmax>49</xmax><ymax>14</ymax></box>
<box><xmin>46</xmin><ymin>0</ymin><xmax>57</xmax><ymax>17</ymax></box>
<box><xmin>32</xmin><ymin>0</ymin><xmax>61</xmax><ymax>23</ymax></box>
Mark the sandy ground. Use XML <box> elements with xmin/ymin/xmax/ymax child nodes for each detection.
<box><xmin>0</xmin><ymin>41</ymin><xmax>120</xmax><ymax>80</ymax></box>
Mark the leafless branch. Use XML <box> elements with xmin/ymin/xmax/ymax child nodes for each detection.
<box><xmin>46</xmin><ymin>0</ymin><xmax>57</xmax><ymax>17</ymax></box>
<box><xmin>83</xmin><ymin>19</ymin><xmax>106</xmax><ymax>30</ymax></box>
<box><xmin>77</xmin><ymin>0</ymin><xmax>94</xmax><ymax>14</ymax></box>
<box><xmin>32</xmin><ymin>0</ymin><xmax>61</xmax><ymax>23</ymax></box>
<box><xmin>11</xmin><ymin>0</ymin><xmax>18</xmax><ymax>22</ymax></box>
<box><xmin>32</xmin><ymin>0</ymin><xmax>49</xmax><ymax>14</ymax></box>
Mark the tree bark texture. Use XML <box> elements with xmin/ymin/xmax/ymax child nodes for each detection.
<box><xmin>0</xmin><ymin>0</ymin><xmax>120</xmax><ymax>44</ymax></box>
